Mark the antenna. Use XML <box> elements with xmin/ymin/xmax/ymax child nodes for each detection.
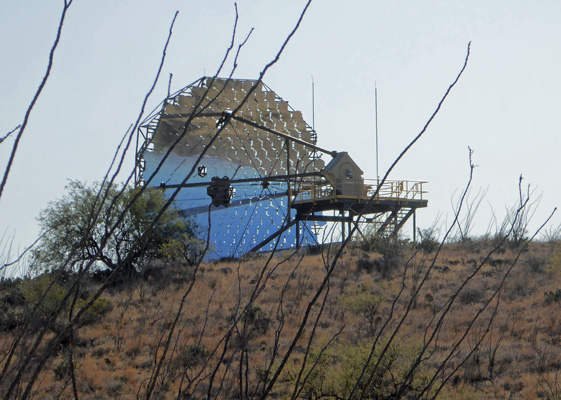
<box><xmin>375</xmin><ymin>82</ymin><xmax>379</xmax><ymax>181</ymax></box>
<box><xmin>312</xmin><ymin>76</ymin><xmax>315</xmax><ymax>131</ymax></box>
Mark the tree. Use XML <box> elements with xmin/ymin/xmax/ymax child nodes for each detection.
<box><xmin>31</xmin><ymin>180</ymin><xmax>203</xmax><ymax>274</ymax></box>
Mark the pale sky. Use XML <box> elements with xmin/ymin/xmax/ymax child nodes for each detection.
<box><xmin>1</xmin><ymin>1</ymin><xmax>561</xmax><ymax>271</ymax></box>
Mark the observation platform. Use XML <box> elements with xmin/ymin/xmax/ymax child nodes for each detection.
<box><xmin>290</xmin><ymin>179</ymin><xmax>428</xmax><ymax>239</ymax></box>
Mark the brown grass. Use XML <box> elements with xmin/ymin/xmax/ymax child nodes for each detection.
<box><xmin>3</xmin><ymin>241</ymin><xmax>561</xmax><ymax>399</ymax></box>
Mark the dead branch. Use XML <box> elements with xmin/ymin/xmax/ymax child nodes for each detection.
<box><xmin>0</xmin><ymin>1</ymin><xmax>73</xmax><ymax>201</ymax></box>
<box><xmin>0</xmin><ymin>125</ymin><xmax>19</xmax><ymax>145</ymax></box>
<box><xmin>258</xmin><ymin>41</ymin><xmax>472</xmax><ymax>400</ymax></box>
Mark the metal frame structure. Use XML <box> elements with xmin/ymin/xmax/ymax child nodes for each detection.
<box><xmin>135</xmin><ymin>77</ymin><xmax>428</xmax><ymax>258</ymax></box>
<box><xmin>290</xmin><ymin>179</ymin><xmax>427</xmax><ymax>246</ymax></box>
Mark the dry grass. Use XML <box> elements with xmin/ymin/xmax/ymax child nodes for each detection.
<box><xmin>2</xmin><ymin>241</ymin><xmax>561</xmax><ymax>398</ymax></box>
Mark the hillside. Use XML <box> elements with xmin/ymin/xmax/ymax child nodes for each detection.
<box><xmin>2</xmin><ymin>239</ymin><xmax>561</xmax><ymax>399</ymax></box>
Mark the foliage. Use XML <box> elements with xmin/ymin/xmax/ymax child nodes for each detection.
<box><xmin>358</xmin><ymin>236</ymin><xmax>406</xmax><ymax>277</ymax></box>
<box><xmin>244</xmin><ymin>304</ymin><xmax>272</xmax><ymax>334</ymax></box>
<box><xmin>176</xmin><ymin>344</ymin><xmax>210</xmax><ymax>370</ymax></box>
<box><xmin>0</xmin><ymin>279</ymin><xmax>26</xmax><ymax>331</ymax></box>
<box><xmin>524</xmin><ymin>253</ymin><xmax>547</xmax><ymax>274</ymax></box>
<box><xmin>544</xmin><ymin>289</ymin><xmax>561</xmax><ymax>305</ymax></box>
<box><xmin>458</xmin><ymin>283</ymin><xmax>486</xmax><ymax>305</ymax></box>
<box><xmin>498</xmin><ymin>188</ymin><xmax>540</xmax><ymax>249</ymax></box>
<box><xmin>416</xmin><ymin>227</ymin><xmax>440</xmax><ymax>254</ymax></box>
<box><xmin>547</xmin><ymin>246</ymin><xmax>561</xmax><ymax>278</ymax></box>
<box><xmin>53</xmin><ymin>360</ymin><xmax>73</xmax><ymax>381</ymax></box>
<box><xmin>0</xmin><ymin>273</ymin><xmax>113</xmax><ymax>333</ymax></box>
<box><xmin>0</xmin><ymin>309</ymin><xmax>25</xmax><ymax>332</ymax></box>
<box><xmin>340</xmin><ymin>283</ymin><xmax>384</xmax><ymax>335</ymax></box>
<box><xmin>2</xmin><ymin>242</ymin><xmax>559</xmax><ymax>398</ymax></box>
<box><xmin>233</xmin><ymin>303</ymin><xmax>272</xmax><ymax>336</ymax></box>
<box><xmin>285</xmin><ymin>339</ymin><xmax>428</xmax><ymax>400</ymax></box>
<box><xmin>451</xmin><ymin>186</ymin><xmax>488</xmax><ymax>242</ymax></box>
<box><xmin>21</xmin><ymin>274</ymin><xmax>69</xmax><ymax>316</ymax></box>
<box><xmin>75</xmin><ymin>296</ymin><xmax>113</xmax><ymax>325</ymax></box>
<box><xmin>0</xmin><ymin>277</ymin><xmax>25</xmax><ymax>308</ymax></box>
<box><xmin>21</xmin><ymin>273</ymin><xmax>113</xmax><ymax>325</ymax></box>
<box><xmin>160</xmin><ymin>233</ymin><xmax>207</xmax><ymax>267</ymax></box>
<box><xmin>31</xmin><ymin>180</ymin><xmax>203</xmax><ymax>273</ymax></box>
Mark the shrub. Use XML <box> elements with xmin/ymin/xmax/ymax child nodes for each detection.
<box><xmin>544</xmin><ymin>289</ymin><xmax>561</xmax><ymax>305</ymax></box>
<box><xmin>524</xmin><ymin>254</ymin><xmax>547</xmax><ymax>274</ymax></box>
<box><xmin>176</xmin><ymin>344</ymin><xmax>210</xmax><ymax>370</ymax></box>
<box><xmin>0</xmin><ymin>277</ymin><xmax>25</xmax><ymax>307</ymax></box>
<box><xmin>243</xmin><ymin>304</ymin><xmax>272</xmax><ymax>335</ymax></box>
<box><xmin>0</xmin><ymin>310</ymin><xmax>26</xmax><ymax>332</ymax></box>
<box><xmin>160</xmin><ymin>233</ymin><xmax>207</xmax><ymax>267</ymax></box>
<box><xmin>359</xmin><ymin>236</ymin><xmax>406</xmax><ymax>278</ymax></box>
<box><xmin>21</xmin><ymin>274</ymin><xmax>68</xmax><ymax>316</ymax></box>
<box><xmin>547</xmin><ymin>247</ymin><xmax>561</xmax><ymax>277</ymax></box>
<box><xmin>53</xmin><ymin>360</ymin><xmax>73</xmax><ymax>381</ymax></box>
<box><xmin>416</xmin><ymin>228</ymin><xmax>440</xmax><ymax>254</ymax></box>
<box><xmin>21</xmin><ymin>273</ymin><xmax>112</xmax><ymax>325</ymax></box>
<box><xmin>306</xmin><ymin>244</ymin><xmax>325</xmax><ymax>255</ymax></box>
<box><xmin>75</xmin><ymin>296</ymin><xmax>113</xmax><ymax>325</ymax></box>
<box><xmin>231</xmin><ymin>303</ymin><xmax>272</xmax><ymax>338</ymax></box>
<box><xmin>341</xmin><ymin>284</ymin><xmax>384</xmax><ymax>335</ymax></box>
<box><xmin>283</xmin><ymin>338</ymin><xmax>426</xmax><ymax>400</ymax></box>
<box><xmin>459</xmin><ymin>283</ymin><xmax>486</xmax><ymax>305</ymax></box>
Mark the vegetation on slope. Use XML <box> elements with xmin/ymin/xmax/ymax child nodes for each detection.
<box><xmin>3</xmin><ymin>238</ymin><xmax>561</xmax><ymax>399</ymax></box>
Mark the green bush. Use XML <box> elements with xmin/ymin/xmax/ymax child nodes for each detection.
<box><xmin>283</xmin><ymin>338</ymin><xmax>428</xmax><ymax>399</ymax></box>
<box><xmin>0</xmin><ymin>278</ymin><xmax>25</xmax><ymax>311</ymax></box>
<box><xmin>75</xmin><ymin>296</ymin><xmax>113</xmax><ymax>325</ymax></box>
<box><xmin>524</xmin><ymin>254</ymin><xmax>547</xmax><ymax>274</ymax></box>
<box><xmin>341</xmin><ymin>283</ymin><xmax>384</xmax><ymax>335</ymax></box>
<box><xmin>230</xmin><ymin>304</ymin><xmax>272</xmax><ymax>337</ymax></box>
<box><xmin>21</xmin><ymin>274</ymin><xmax>68</xmax><ymax>316</ymax></box>
<box><xmin>21</xmin><ymin>274</ymin><xmax>112</xmax><ymax>325</ymax></box>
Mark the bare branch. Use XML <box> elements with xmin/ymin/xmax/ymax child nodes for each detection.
<box><xmin>0</xmin><ymin>1</ymin><xmax>73</xmax><ymax>201</ymax></box>
<box><xmin>0</xmin><ymin>230</ymin><xmax>48</xmax><ymax>273</ymax></box>
<box><xmin>259</xmin><ymin>41</ymin><xmax>472</xmax><ymax>400</ymax></box>
<box><xmin>0</xmin><ymin>125</ymin><xmax>20</xmax><ymax>145</ymax></box>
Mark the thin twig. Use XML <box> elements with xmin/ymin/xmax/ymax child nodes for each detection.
<box><xmin>4</xmin><ymin>11</ymin><xmax>179</xmax><ymax>400</ymax></box>
<box><xmin>0</xmin><ymin>125</ymin><xmax>20</xmax><ymax>145</ymax></box>
<box><xmin>0</xmin><ymin>1</ymin><xmax>73</xmax><ymax>201</ymax></box>
<box><xmin>260</xmin><ymin>41</ymin><xmax>472</xmax><ymax>400</ymax></box>
<box><xmin>0</xmin><ymin>230</ymin><xmax>48</xmax><ymax>272</ymax></box>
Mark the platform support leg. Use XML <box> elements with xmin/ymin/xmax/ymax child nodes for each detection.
<box><xmin>413</xmin><ymin>211</ymin><xmax>417</xmax><ymax>242</ymax></box>
<box><xmin>341</xmin><ymin>211</ymin><xmax>346</xmax><ymax>242</ymax></box>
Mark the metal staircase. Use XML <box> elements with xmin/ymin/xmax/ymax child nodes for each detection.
<box><xmin>375</xmin><ymin>207</ymin><xmax>416</xmax><ymax>237</ymax></box>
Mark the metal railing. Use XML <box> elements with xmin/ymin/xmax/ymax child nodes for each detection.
<box><xmin>292</xmin><ymin>179</ymin><xmax>427</xmax><ymax>204</ymax></box>
<box><xmin>365</xmin><ymin>179</ymin><xmax>427</xmax><ymax>201</ymax></box>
